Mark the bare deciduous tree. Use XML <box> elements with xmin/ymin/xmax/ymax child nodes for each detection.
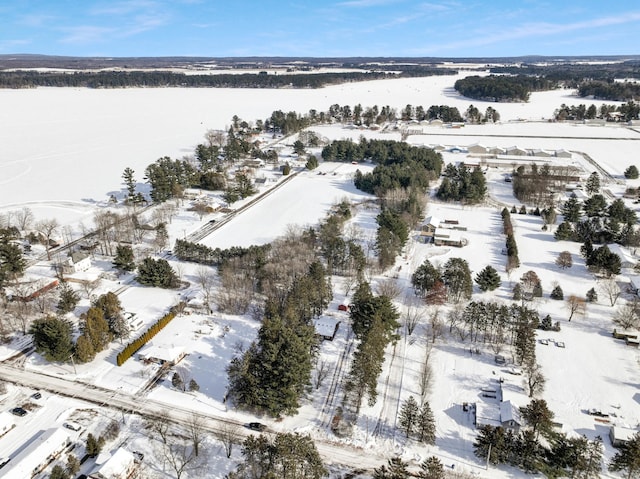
<box><xmin>215</xmin><ymin>422</ymin><xmax>242</xmax><ymax>459</ymax></box>
<box><xmin>160</xmin><ymin>439</ymin><xmax>201</xmax><ymax>479</ymax></box>
<box><xmin>613</xmin><ymin>299</ymin><xmax>640</xmax><ymax>330</ymax></box>
<box><xmin>403</xmin><ymin>295</ymin><xmax>425</xmax><ymax>336</ymax></box>
<box><xmin>35</xmin><ymin>218</ymin><xmax>60</xmax><ymax>260</ymax></box>
<box><xmin>145</xmin><ymin>410</ymin><xmax>171</xmax><ymax>444</ymax></box>
<box><xmin>15</xmin><ymin>207</ymin><xmax>34</xmax><ymax>232</ymax></box>
<box><xmin>555</xmin><ymin>251</ymin><xmax>573</xmax><ymax>269</ymax></box>
<box><xmin>598</xmin><ymin>278</ymin><xmax>621</xmax><ymax>306</ymax></box>
<box><xmin>428</xmin><ymin>307</ymin><xmax>443</xmax><ymax>343</ymax></box>
<box><xmin>187</xmin><ymin>412</ymin><xmax>207</xmax><ymax>457</ymax></box>
<box><xmin>80</xmin><ymin>278</ymin><xmax>101</xmax><ymax>300</ymax></box>
<box><xmin>375</xmin><ymin>277</ymin><xmax>402</xmax><ymax>299</ymax></box>
<box><xmin>196</xmin><ymin>266</ymin><xmax>215</xmax><ymax>314</ymax></box>
<box><xmin>419</xmin><ymin>342</ymin><xmax>434</xmax><ymax>400</ymax></box>
<box><xmin>565</xmin><ymin>295</ymin><xmax>586</xmax><ymax>321</ymax></box>
<box><xmin>524</xmin><ymin>360</ymin><xmax>546</xmax><ymax>398</ymax></box>
<box><xmin>314</xmin><ymin>359</ymin><xmax>331</xmax><ymax>390</ymax></box>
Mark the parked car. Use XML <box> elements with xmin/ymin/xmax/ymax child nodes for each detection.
<box><xmin>63</xmin><ymin>421</ymin><xmax>81</xmax><ymax>431</ymax></box>
<box><xmin>11</xmin><ymin>407</ymin><xmax>27</xmax><ymax>417</ymax></box>
<box><xmin>31</xmin><ymin>391</ymin><xmax>42</xmax><ymax>400</ymax></box>
<box><xmin>132</xmin><ymin>451</ymin><xmax>144</xmax><ymax>462</ymax></box>
<box><xmin>0</xmin><ymin>457</ymin><xmax>10</xmax><ymax>468</ymax></box>
<box><xmin>247</xmin><ymin>422</ymin><xmax>267</xmax><ymax>432</ymax></box>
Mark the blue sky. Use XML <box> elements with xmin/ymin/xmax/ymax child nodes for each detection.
<box><xmin>1</xmin><ymin>1</ymin><xmax>639</xmax><ymax>58</ymax></box>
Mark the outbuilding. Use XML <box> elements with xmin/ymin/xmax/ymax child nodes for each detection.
<box><xmin>313</xmin><ymin>317</ymin><xmax>341</xmax><ymax>341</ymax></box>
<box><xmin>138</xmin><ymin>344</ymin><xmax>186</xmax><ymax>366</ymax></box>
<box><xmin>609</xmin><ymin>425</ymin><xmax>638</xmax><ymax>447</ymax></box>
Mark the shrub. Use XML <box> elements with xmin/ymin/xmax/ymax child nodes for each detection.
<box><xmin>550</xmin><ymin>285</ymin><xmax>564</xmax><ymax>300</ymax></box>
<box><xmin>624</xmin><ymin>165</ymin><xmax>639</xmax><ymax>179</ymax></box>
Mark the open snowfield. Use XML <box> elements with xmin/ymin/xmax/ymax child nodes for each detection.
<box><xmin>1</xmin><ymin>73</ymin><xmax>640</xmax><ymax>478</ymax></box>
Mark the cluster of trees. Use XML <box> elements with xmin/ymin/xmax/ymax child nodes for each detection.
<box><xmin>578</xmin><ymin>82</ymin><xmax>640</xmax><ymax>104</ymax></box>
<box><xmin>397</xmin><ymin>395</ymin><xmax>436</xmax><ymax>443</ymax></box>
<box><xmin>511</xmin><ymin>163</ymin><xmax>579</xmax><ymax>207</ymax></box>
<box><xmin>553</xmin><ymin>101</ymin><xmax>640</xmax><ymax>121</ymax></box>
<box><xmin>454</xmin><ymin>75</ymin><xmax>558</xmax><ymax>102</ymax></box>
<box><xmin>116</xmin><ymin>311</ymin><xmax>176</xmax><ymax>366</ymax></box>
<box><xmin>136</xmin><ymin>257</ymin><xmax>180</xmax><ymax>288</ymax></box>
<box><xmin>226</xmin><ymin>260</ymin><xmax>331</xmax><ymax>416</ymax></box>
<box><xmin>475</xmin><ymin>400</ymin><xmax>605</xmax><ymax>477</ymax></box>
<box><xmin>343</xmin><ymin>282</ymin><xmax>400</xmax><ymax>417</ymax></box>
<box><xmin>174</xmin><ymin>240</ymin><xmax>271</xmax><ymax>268</ymax></box>
<box><xmin>373</xmin><ymin>456</ymin><xmax>446</xmax><ymax>479</ymax></box>
<box><xmin>411</xmin><ymin>257</ymin><xmax>473</xmax><ymax>305</ymax></box>
<box><xmin>464</xmin><ymin>104</ymin><xmax>501</xmax><ymax>123</ymax></box>
<box><xmin>502</xmin><ymin>208</ymin><xmax>520</xmax><ymax>271</ymax></box>
<box><xmin>436</xmin><ymin>164</ymin><xmax>487</xmax><ymax>204</ymax></box>
<box><xmin>227</xmin><ymin>432</ymin><xmax>327</xmax><ymax>479</ymax></box>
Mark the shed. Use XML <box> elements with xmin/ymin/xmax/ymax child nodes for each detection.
<box><xmin>313</xmin><ymin>317</ymin><xmax>341</xmax><ymax>341</ymax></box>
<box><xmin>0</xmin><ymin>411</ymin><xmax>15</xmax><ymax>437</ymax></box>
<box><xmin>2</xmin><ymin>428</ymin><xmax>71</xmax><ymax>479</ymax></box>
<box><xmin>609</xmin><ymin>426</ymin><xmax>638</xmax><ymax>447</ymax></box>
<box><xmin>138</xmin><ymin>344</ymin><xmax>186</xmax><ymax>366</ymax></box>
<box><xmin>89</xmin><ymin>448</ymin><xmax>137</xmax><ymax>479</ymax></box>
<box><xmin>434</xmin><ymin>229</ymin><xmax>465</xmax><ymax>247</ymax></box>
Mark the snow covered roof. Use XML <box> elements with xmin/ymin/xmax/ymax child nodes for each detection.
<box><xmin>500</xmin><ymin>400</ymin><xmax>521</xmax><ymax>425</ymax></box>
<box><xmin>423</xmin><ymin>216</ymin><xmax>440</xmax><ymax>228</ymax></box>
<box><xmin>610</xmin><ymin>425</ymin><xmax>638</xmax><ymax>442</ymax></box>
<box><xmin>91</xmin><ymin>448</ymin><xmax>135</xmax><ymax>479</ymax></box>
<box><xmin>138</xmin><ymin>344</ymin><xmax>185</xmax><ymax>363</ymax></box>
<box><xmin>313</xmin><ymin>317</ymin><xmax>341</xmax><ymax>338</ymax></box>
<box><xmin>475</xmin><ymin>401</ymin><xmax>501</xmax><ymax>428</ymax></box>
<box><xmin>2</xmin><ymin>428</ymin><xmax>70</xmax><ymax>479</ymax></box>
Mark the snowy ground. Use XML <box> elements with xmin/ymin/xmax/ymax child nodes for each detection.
<box><xmin>1</xmin><ymin>74</ymin><xmax>640</xmax><ymax>478</ymax></box>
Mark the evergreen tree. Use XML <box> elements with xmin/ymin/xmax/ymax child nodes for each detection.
<box><xmin>398</xmin><ymin>395</ymin><xmax>420</xmax><ymax>438</ymax></box>
<box><xmin>373</xmin><ymin>457</ymin><xmax>410</xmax><ymax>479</ymax></box>
<box><xmin>188</xmin><ymin>378</ymin><xmax>200</xmax><ymax>392</ymax></box>
<box><xmin>586</xmin><ymin>287</ymin><xmax>598</xmax><ymax>303</ymax></box>
<box><xmin>86</xmin><ymin>433</ymin><xmax>104</xmax><ymax>457</ymax></box>
<box><xmin>74</xmin><ymin>334</ymin><xmax>96</xmax><ymax>363</ymax></box>
<box><xmin>136</xmin><ymin>257</ymin><xmax>179</xmax><ymax>288</ymax></box>
<box><xmin>411</xmin><ymin>260</ymin><xmax>441</xmax><ymax>297</ymax></box>
<box><xmin>554</xmin><ymin>221</ymin><xmax>574</xmax><ymax>241</ymax></box>
<box><xmin>29</xmin><ymin>316</ymin><xmax>74</xmax><ymax>362</ymax></box>
<box><xmin>416</xmin><ymin>401</ymin><xmax>436</xmax><ymax>444</ymax></box>
<box><xmin>520</xmin><ymin>399</ymin><xmax>555</xmax><ymax>440</ymax></box>
<box><xmin>122</xmin><ymin>167</ymin><xmax>137</xmax><ymax>201</ymax></box>
<box><xmin>418</xmin><ymin>456</ymin><xmax>445</xmax><ymax>479</ymax></box>
<box><xmin>550</xmin><ymin>285</ymin><xmax>564</xmax><ymax>300</ymax></box>
<box><xmin>80</xmin><ymin>307</ymin><xmax>112</xmax><ymax>352</ymax></box>
<box><xmin>172</xmin><ymin>371</ymin><xmax>184</xmax><ymax>390</ymax></box>
<box><xmin>513</xmin><ymin>283</ymin><xmax>523</xmax><ymax>301</ymax></box>
<box><xmin>540</xmin><ymin>314</ymin><xmax>553</xmax><ymax>331</ymax></box>
<box><xmin>56</xmin><ymin>282</ymin><xmax>80</xmax><ymax>314</ymax></box>
<box><xmin>561</xmin><ymin>195</ymin><xmax>581</xmax><ymax>223</ymax></box>
<box><xmin>0</xmin><ymin>234</ymin><xmax>26</xmax><ymax>289</ymax></box>
<box><xmin>475</xmin><ymin>265</ymin><xmax>501</xmax><ymax>291</ymax></box>
<box><xmin>113</xmin><ymin>244</ymin><xmax>135</xmax><ymax>271</ymax></box>
<box><xmin>49</xmin><ymin>465</ymin><xmax>69</xmax><ymax>479</ymax></box>
<box><xmin>442</xmin><ymin>257</ymin><xmax>473</xmax><ymax>303</ymax></box>
<box><xmin>586</xmin><ymin>171</ymin><xmax>601</xmax><ymax>195</ymax></box>
<box><xmin>624</xmin><ymin>165</ymin><xmax>639</xmax><ymax>179</ymax></box>
<box><xmin>609</xmin><ymin>432</ymin><xmax>640</xmax><ymax>479</ymax></box>
<box><xmin>474</xmin><ymin>425</ymin><xmax>509</xmax><ymax>465</ymax></box>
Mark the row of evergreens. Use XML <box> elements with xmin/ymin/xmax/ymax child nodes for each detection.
<box><xmin>116</xmin><ymin>311</ymin><xmax>176</xmax><ymax>366</ymax></box>
<box><xmin>502</xmin><ymin>207</ymin><xmax>521</xmax><ymax>271</ymax></box>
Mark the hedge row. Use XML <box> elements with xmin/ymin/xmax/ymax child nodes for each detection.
<box><xmin>116</xmin><ymin>311</ymin><xmax>176</xmax><ymax>366</ymax></box>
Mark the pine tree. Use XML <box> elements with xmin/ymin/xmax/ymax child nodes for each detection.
<box><xmin>80</xmin><ymin>307</ymin><xmax>112</xmax><ymax>352</ymax></box>
<box><xmin>172</xmin><ymin>371</ymin><xmax>184</xmax><ymax>390</ymax></box>
<box><xmin>561</xmin><ymin>195</ymin><xmax>581</xmax><ymax>223</ymax></box>
<box><xmin>442</xmin><ymin>257</ymin><xmax>473</xmax><ymax>303</ymax></box>
<box><xmin>550</xmin><ymin>285</ymin><xmax>564</xmax><ymax>300</ymax></box>
<box><xmin>113</xmin><ymin>244</ymin><xmax>135</xmax><ymax>271</ymax></box>
<box><xmin>86</xmin><ymin>433</ymin><xmax>104</xmax><ymax>457</ymax></box>
<box><xmin>513</xmin><ymin>283</ymin><xmax>523</xmax><ymax>301</ymax></box>
<box><xmin>586</xmin><ymin>287</ymin><xmax>598</xmax><ymax>303</ymax></box>
<box><xmin>29</xmin><ymin>316</ymin><xmax>74</xmax><ymax>362</ymax></box>
<box><xmin>520</xmin><ymin>399</ymin><xmax>555</xmax><ymax>440</ymax></box>
<box><xmin>624</xmin><ymin>165</ymin><xmax>639</xmax><ymax>179</ymax></box>
<box><xmin>609</xmin><ymin>432</ymin><xmax>640</xmax><ymax>479</ymax></box>
<box><xmin>49</xmin><ymin>465</ymin><xmax>69</xmax><ymax>479</ymax></box>
<box><xmin>554</xmin><ymin>221</ymin><xmax>574</xmax><ymax>241</ymax></box>
<box><xmin>475</xmin><ymin>265</ymin><xmax>501</xmax><ymax>292</ymax></box>
<box><xmin>75</xmin><ymin>334</ymin><xmax>96</xmax><ymax>363</ymax></box>
<box><xmin>418</xmin><ymin>456</ymin><xmax>445</xmax><ymax>479</ymax></box>
<box><xmin>416</xmin><ymin>401</ymin><xmax>436</xmax><ymax>445</ymax></box>
<box><xmin>373</xmin><ymin>457</ymin><xmax>410</xmax><ymax>479</ymax></box>
<box><xmin>586</xmin><ymin>171</ymin><xmax>600</xmax><ymax>195</ymax></box>
<box><xmin>540</xmin><ymin>314</ymin><xmax>553</xmax><ymax>331</ymax></box>
<box><xmin>398</xmin><ymin>395</ymin><xmax>420</xmax><ymax>438</ymax></box>
<box><xmin>56</xmin><ymin>282</ymin><xmax>80</xmax><ymax>314</ymax></box>
<box><xmin>188</xmin><ymin>378</ymin><xmax>200</xmax><ymax>392</ymax></box>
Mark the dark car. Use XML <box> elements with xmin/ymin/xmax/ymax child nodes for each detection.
<box><xmin>247</xmin><ymin>422</ymin><xmax>267</xmax><ymax>432</ymax></box>
<box><xmin>32</xmin><ymin>392</ymin><xmax>42</xmax><ymax>400</ymax></box>
<box><xmin>11</xmin><ymin>407</ymin><xmax>27</xmax><ymax>417</ymax></box>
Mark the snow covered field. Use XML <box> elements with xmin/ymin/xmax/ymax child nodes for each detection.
<box><xmin>1</xmin><ymin>73</ymin><xmax>640</xmax><ymax>478</ymax></box>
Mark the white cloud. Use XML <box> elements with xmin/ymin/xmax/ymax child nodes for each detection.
<box><xmin>59</xmin><ymin>26</ymin><xmax>114</xmax><ymax>45</ymax></box>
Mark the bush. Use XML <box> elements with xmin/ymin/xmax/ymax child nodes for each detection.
<box><xmin>624</xmin><ymin>165</ymin><xmax>639</xmax><ymax>179</ymax></box>
<box><xmin>550</xmin><ymin>285</ymin><xmax>564</xmax><ymax>300</ymax></box>
<box><xmin>586</xmin><ymin>287</ymin><xmax>598</xmax><ymax>302</ymax></box>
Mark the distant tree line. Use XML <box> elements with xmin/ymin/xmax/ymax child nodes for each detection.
<box><xmin>454</xmin><ymin>75</ymin><xmax>558</xmax><ymax>102</ymax></box>
<box><xmin>0</xmin><ymin>68</ymin><xmax>454</xmax><ymax>89</ymax></box>
<box><xmin>553</xmin><ymin>101</ymin><xmax>640</xmax><ymax>121</ymax></box>
<box><xmin>578</xmin><ymin>81</ymin><xmax>640</xmax><ymax>102</ymax></box>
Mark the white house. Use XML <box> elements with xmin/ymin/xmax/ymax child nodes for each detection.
<box><xmin>313</xmin><ymin>317</ymin><xmax>341</xmax><ymax>341</ymax></box>
<box><xmin>2</xmin><ymin>428</ymin><xmax>71</xmax><ymax>479</ymax></box>
<box><xmin>138</xmin><ymin>344</ymin><xmax>186</xmax><ymax>366</ymax></box>
<box><xmin>62</xmin><ymin>252</ymin><xmax>91</xmax><ymax>274</ymax></box>
<box><xmin>89</xmin><ymin>448</ymin><xmax>137</xmax><ymax>479</ymax></box>
<box><xmin>500</xmin><ymin>400</ymin><xmax>522</xmax><ymax>433</ymax></box>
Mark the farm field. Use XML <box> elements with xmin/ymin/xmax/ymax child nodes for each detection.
<box><xmin>0</xmin><ymin>73</ymin><xmax>639</xmax><ymax>478</ymax></box>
